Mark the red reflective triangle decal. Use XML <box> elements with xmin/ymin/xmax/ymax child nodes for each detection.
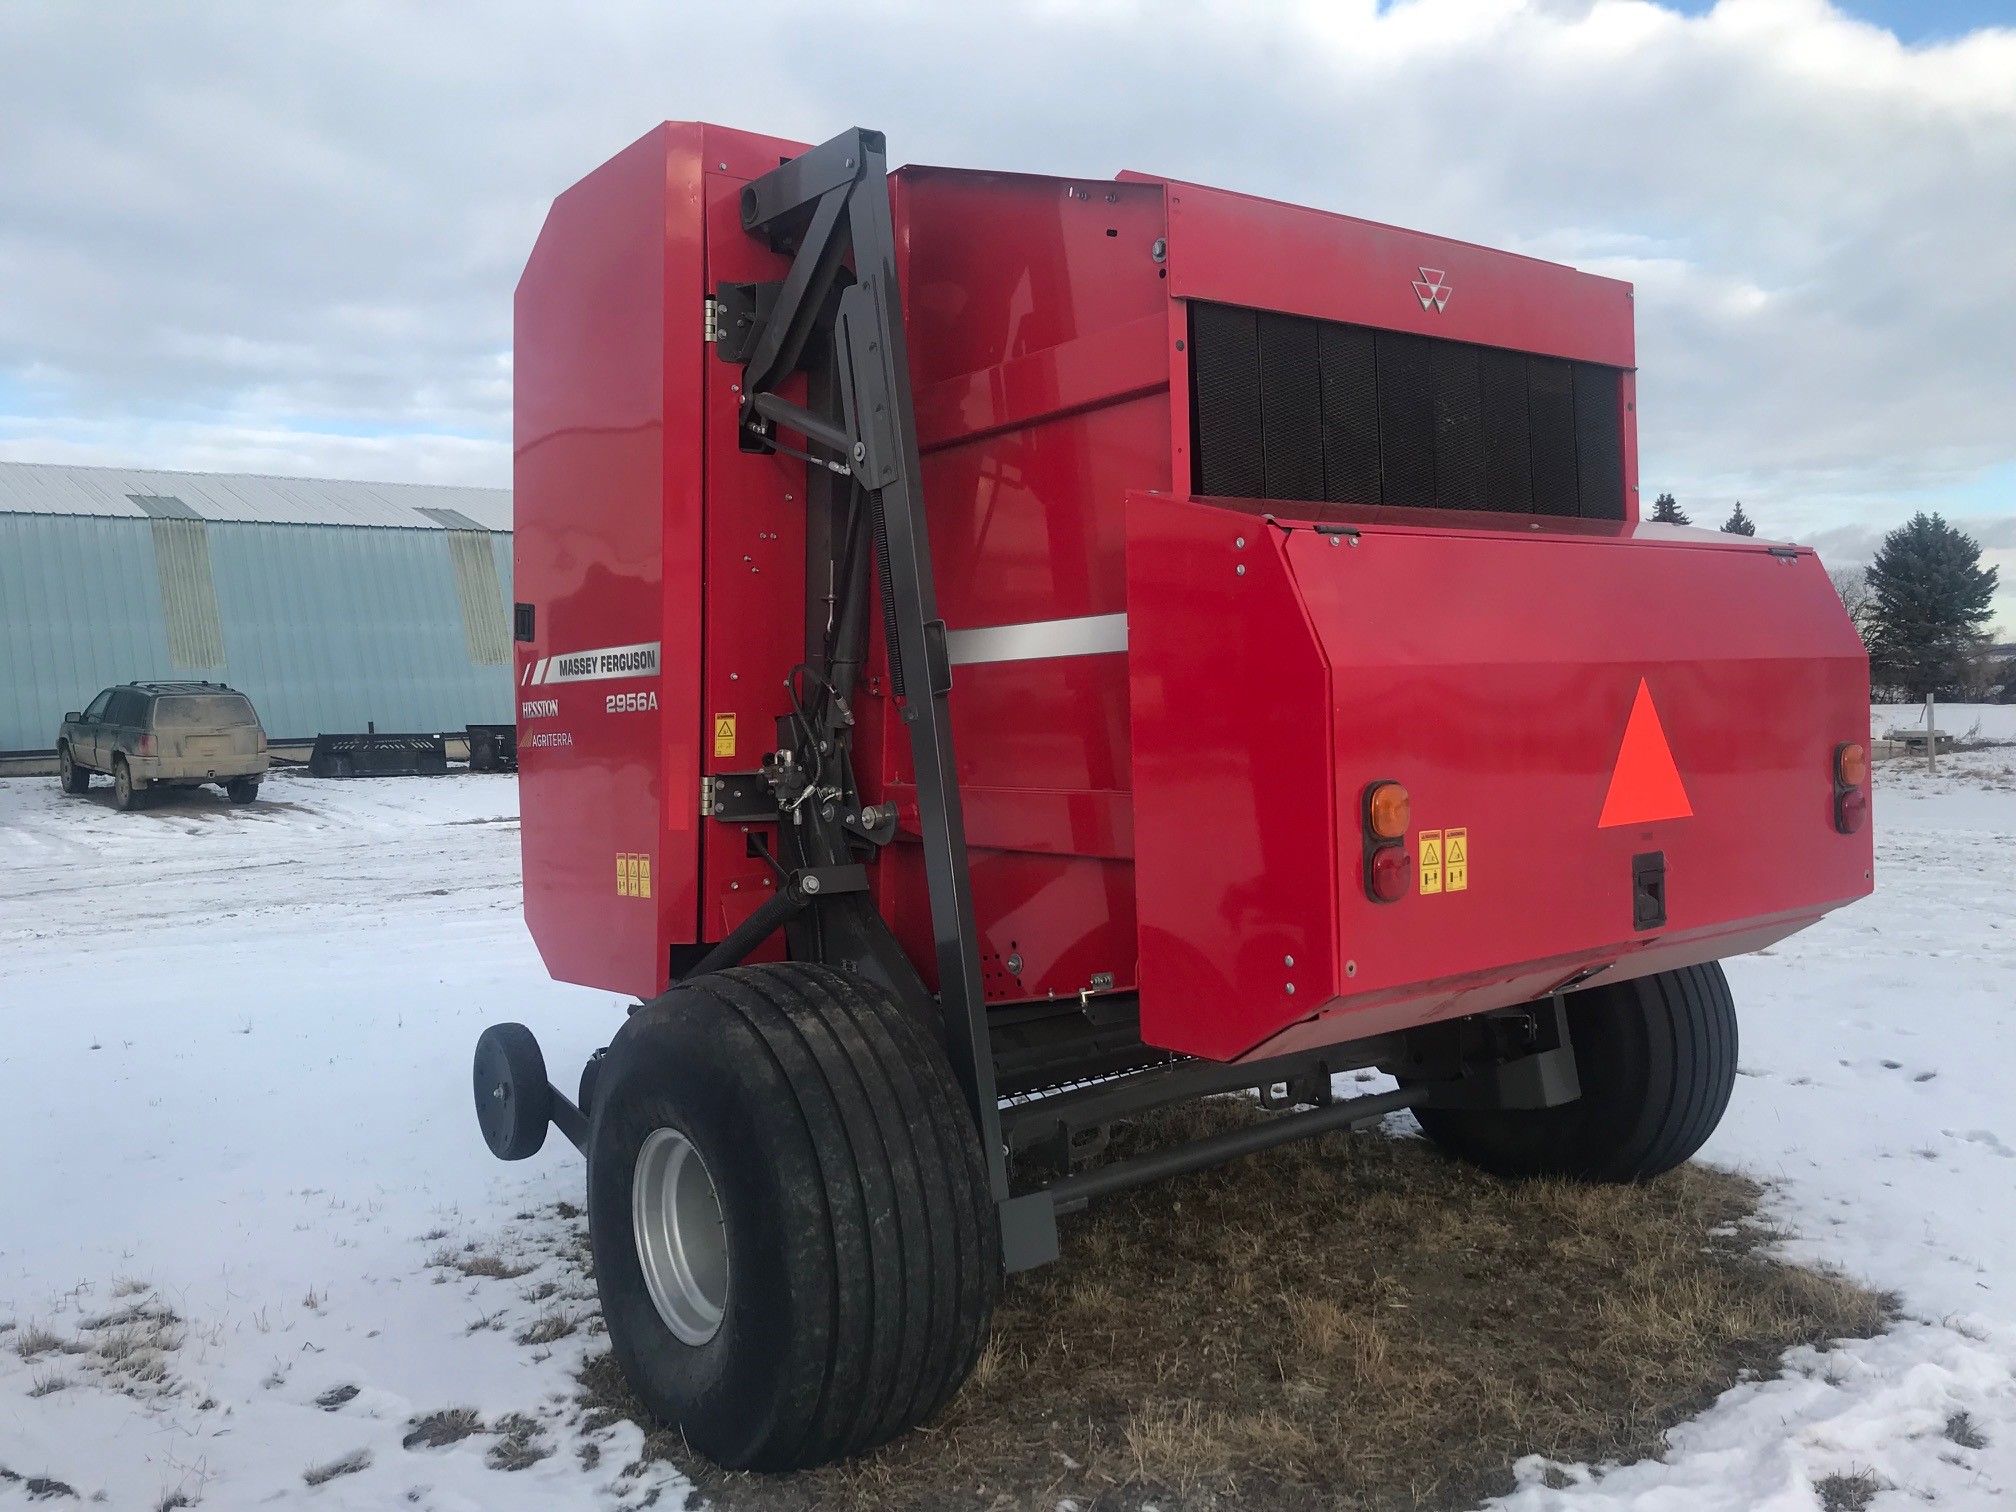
<box><xmin>1598</xmin><ymin>678</ymin><xmax>1693</xmax><ymax>828</ymax></box>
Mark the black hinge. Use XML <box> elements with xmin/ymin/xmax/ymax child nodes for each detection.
<box><xmin>513</xmin><ymin>603</ymin><xmax>535</xmax><ymax>642</ymax></box>
<box><xmin>702</xmin><ymin>771</ymin><xmax>776</xmax><ymax>822</ymax></box>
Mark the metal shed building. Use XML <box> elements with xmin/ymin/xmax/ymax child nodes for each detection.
<box><xmin>0</xmin><ymin>461</ymin><xmax>513</xmax><ymax>751</ymax></box>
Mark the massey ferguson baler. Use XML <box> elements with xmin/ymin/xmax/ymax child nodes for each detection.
<box><xmin>473</xmin><ymin>122</ymin><xmax>1873</xmax><ymax>1470</ymax></box>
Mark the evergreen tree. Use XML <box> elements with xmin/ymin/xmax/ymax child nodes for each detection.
<box><xmin>1865</xmin><ymin>513</ymin><xmax>2000</xmax><ymax>699</ymax></box>
<box><xmin>1721</xmin><ymin>501</ymin><xmax>1757</xmax><ymax>536</ymax></box>
<box><xmin>1650</xmin><ymin>492</ymin><xmax>1690</xmax><ymax>525</ymax></box>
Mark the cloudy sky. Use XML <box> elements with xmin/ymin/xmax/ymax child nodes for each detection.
<box><xmin>1</xmin><ymin>0</ymin><xmax>2011</xmax><ymax>630</ymax></box>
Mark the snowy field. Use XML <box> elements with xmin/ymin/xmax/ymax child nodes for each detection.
<box><xmin>1872</xmin><ymin>702</ymin><xmax>2016</xmax><ymax>744</ymax></box>
<box><xmin>1</xmin><ymin>744</ymin><xmax>2013</xmax><ymax>1511</ymax></box>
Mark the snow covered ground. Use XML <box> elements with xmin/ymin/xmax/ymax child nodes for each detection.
<box><xmin>1</xmin><ymin>745</ymin><xmax>2013</xmax><ymax>1510</ymax></box>
<box><xmin>1873</xmin><ymin>701</ymin><xmax>2016</xmax><ymax>744</ymax></box>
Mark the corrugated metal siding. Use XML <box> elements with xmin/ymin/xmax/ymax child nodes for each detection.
<box><xmin>0</xmin><ymin>515</ymin><xmax>179</xmax><ymax>747</ymax></box>
<box><xmin>443</xmin><ymin>529</ymin><xmax>511</xmax><ymax>665</ymax></box>
<box><xmin>149</xmin><ymin>517</ymin><xmax>228</xmax><ymax>669</ymax></box>
<box><xmin>0</xmin><ymin>514</ymin><xmax>514</xmax><ymax>749</ymax></box>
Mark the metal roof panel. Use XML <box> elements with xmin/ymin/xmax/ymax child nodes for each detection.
<box><xmin>0</xmin><ymin>460</ymin><xmax>511</xmax><ymax>531</ymax></box>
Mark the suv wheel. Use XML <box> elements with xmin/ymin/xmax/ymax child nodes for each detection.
<box><xmin>226</xmin><ymin>778</ymin><xmax>261</xmax><ymax>805</ymax></box>
<box><xmin>58</xmin><ymin>744</ymin><xmax>90</xmax><ymax>795</ymax></box>
<box><xmin>113</xmin><ymin>757</ymin><xmax>144</xmax><ymax>812</ymax></box>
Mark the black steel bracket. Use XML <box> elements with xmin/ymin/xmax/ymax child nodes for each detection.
<box><xmin>703</xmin><ymin>771</ymin><xmax>777</xmax><ymax>823</ymax></box>
<box><xmin>732</xmin><ymin>128</ymin><xmax>1012</xmax><ymax>1216</ymax></box>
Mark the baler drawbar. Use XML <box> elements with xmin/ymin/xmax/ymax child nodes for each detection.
<box><xmin>474</xmin><ymin>122</ymin><xmax>1872</xmax><ymax>1470</ymax></box>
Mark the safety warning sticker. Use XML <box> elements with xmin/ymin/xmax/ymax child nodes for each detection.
<box><xmin>616</xmin><ymin>853</ymin><xmax>653</xmax><ymax>898</ymax></box>
<box><xmin>1444</xmin><ymin>828</ymin><xmax>1469</xmax><ymax>892</ymax></box>
<box><xmin>1418</xmin><ymin>830</ymin><xmax>1444</xmax><ymax>895</ymax></box>
<box><xmin>713</xmin><ymin>713</ymin><xmax>737</xmax><ymax>759</ymax></box>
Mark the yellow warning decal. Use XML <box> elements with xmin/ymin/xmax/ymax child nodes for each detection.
<box><xmin>713</xmin><ymin>713</ymin><xmax>737</xmax><ymax>758</ymax></box>
<box><xmin>1418</xmin><ymin>829</ymin><xmax>1443</xmax><ymax>895</ymax></box>
<box><xmin>1444</xmin><ymin>828</ymin><xmax>1469</xmax><ymax>892</ymax></box>
<box><xmin>616</xmin><ymin>853</ymin><xmax>653</xmax><ymax>898</ymax></box>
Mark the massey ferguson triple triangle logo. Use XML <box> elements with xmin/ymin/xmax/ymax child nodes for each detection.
<box><xmin>1412</xmin><ymin>267</ymin><xmax>1452</xmax><ymax>313</ymax></box>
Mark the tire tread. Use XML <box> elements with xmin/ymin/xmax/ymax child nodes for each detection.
<box><xmin>1415</xmin><ymin>962</ymin><xmax>1738</xmax><ymax>1183</ymax></box>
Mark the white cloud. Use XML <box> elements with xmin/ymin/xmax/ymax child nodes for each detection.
<box><xmin>0</xmin><ymin>0</ymin><xmax>2011</xmax><ymax>627</ymax></box>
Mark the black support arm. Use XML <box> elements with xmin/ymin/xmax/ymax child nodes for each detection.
<box><xmin>730</xmin><ymin>129</ymin><xmax>1018</xmax><ymax>1224</ymax></box>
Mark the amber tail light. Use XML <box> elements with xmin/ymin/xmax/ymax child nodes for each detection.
<box><xmin>1833</xmin><ymin>742</ymin><xmax>1867</xmax><ymax>834</ymax></box>
<box><xmin>1362</xmin><ymin>781</ymin><xmax>1413</xmax><ymax>902</ymax></box>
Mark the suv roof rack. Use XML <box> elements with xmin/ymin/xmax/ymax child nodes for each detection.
<box><xmin>128</xmin><ymin>680</ymin><xmax>235</xmax><ymax>694</ymax></box>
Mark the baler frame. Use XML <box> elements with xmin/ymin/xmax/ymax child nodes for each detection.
<box><xmin>676</xmin><ymin>129</ymin><xmax>1579</xmax><ymax>1271</ymax></box>
<box><xmin>476</xmin><ymin>119</ymin><xmax>1856</xmax><ymax>1470</ymax></box>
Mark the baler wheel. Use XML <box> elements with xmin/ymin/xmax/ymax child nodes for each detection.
<box><xmin>585</xmin><ymin>961</ymin><xmax>999</xmax><ymax>1470</ymax></box>
<box><xmin>1413</xmin><ymin>962</ymin><xmax>1738</xmax><ymax>1182</ymax></box>
<box><xmin>472</xmin><ymin>1023</ymin><xmax>551</xmax><ymax>1161</ymax></box>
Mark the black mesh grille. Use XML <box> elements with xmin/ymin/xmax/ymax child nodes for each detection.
<box><xmin>1574</xmin><ymin>359</ymin><xmax>1626</xmax><ymax>521</ymax></box>
<box><xmin>1188</xmin><ymin>302</ymin><xmax>1625</xmax><ymax>521</ymax></box>
<box><xmin>1478</xmin><ymin>347</ymin><xmax>1533</xmax><ymax>514</ymax></box>
<box><xmin>1374</xmin><ymin>331</ymin><xmax>1437</xmax><ymax>509</ymax></box>
<box><xmin>1526</xmin><ymin>358</ymin><xmax>1579</xmax><ymax>516</ymax></box>
<box><xmin>1189</xmin><ymin>304</ymin><xmax>1263</xmax><ymax>499</ymax></box>
<box><xmin>1318</xmin><ymin>323</ymin><xmax>1380</xmax><ymax>506</ymax></box>
<box><xmin>1432</xmin><ymin>340</ymin><xmax>1486</xmax><ymax>511</ymax></box>
<box><xmin>1257</xmin><ymin>311</ymin><xmax>1324</xmax><ymax>501</ymax></box>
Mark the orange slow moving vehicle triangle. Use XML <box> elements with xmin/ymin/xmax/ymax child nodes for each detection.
<box><xmin>1598</xmin><ymin>678</ymin><xmax>1694</xmax><ymax>828</ymax></box>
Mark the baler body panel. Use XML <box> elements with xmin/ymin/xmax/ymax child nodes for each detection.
<box><xmin>516</xmin><ymin>126</ymin><xmax>1871</xmax><ymax>1065</ymax></box>
<box><xmin>1127</xmin><ymin>495</ymin><xmax>1874</xmax><ymax>1061</ymax></box>
<box><xmin>514</xmin><ymin>123</ymin><xmax>805</xmax><ymax>998</ymax></box>
<box><xmin>869</xmin><ymin>168</ymin><xmax>1174</xmax><ymax>1002</ymax></box>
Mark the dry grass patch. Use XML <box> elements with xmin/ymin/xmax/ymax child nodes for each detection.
<box><xmin>517</xmin><ymin>1309</ymin><xmax>579</xmax><ymax>1347</ymax></box>
<box><xmin>302</xmin><ymin>1448</ymin><xmax>370</xmax><ymax>1487</ymax></box>
<box><xmin>429</xmin><ymin>1247</ymin><xmax>535</xmax><ymax>1281</ymax></box>
<box><xmin>578</xmin><ymin>1098</ymin><xmax>1892</xmax><ymax>1511</ymax></box>
<box><xmin>487</xmin><ymin>1413</ymin><xmax>553</xmax><ymax>1471</ymax></box>
<box><xmin>404</xmin><ymin>1407</ymin><xmax>484</xmax><ymax>1450</ymax></box>
<box><xmin>1817</xmin><ymin>1469</ymin><xmax>1883</xmax><ymax>1510</ymax></box>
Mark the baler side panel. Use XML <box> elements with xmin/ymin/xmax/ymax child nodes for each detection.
<box><xmin>869</xmin><ymin>170</ymin><xmax>1172</xmax><ymax>1002</ymax></box>
<box><xmin>1126</xmin><ymin>495</ymin><xmax>1338</xmax><ymax>1042</ymax></box>
<box><xmin>1126</xmin><ymin>493</ymin><xmax>1873</xmax><ymax>1063</ymax></box>
<box><xmin>515</xmin><ymin>124</ymin><xmax>700</xmax><ymax>999</ymax></box>
<box><xmin>1290</xmin><ymin>520</ymin><xmax>1873</xmax><ymax>1008</ymax></box>
<box><xmin>1153</xmin><ymin>178</ymin><xmax>1636</xmax><ymax>370</ymax></box>
<box><xmin>699</xmin><ymin>165</ymin><xmax>813</xmax><ymax>944</ymax></box>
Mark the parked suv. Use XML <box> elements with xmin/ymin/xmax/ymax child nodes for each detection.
<box><xmin>58</xmin><ymin>682</ymin><xmax>270</xmax><ymax>810</ymax></box>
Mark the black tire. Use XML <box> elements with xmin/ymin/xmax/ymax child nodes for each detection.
<box><xmin>58</xmin><ymin>745</ymin><xmax>89</xmax><ymax>794</ymax></box>
<box><xmin>587</xmin><ymin>961</ymin><xmax>998</xmax><ymax>1471</ymax></box>
<box><xmin>1413</xmin><ymin>962</ymin><xmax>1738</xmax><ymax>1182</ymax></box>
<box><xmin>112</xmin><ymin>757</ymin><xmax>142</xmax><ymax>811</ymax></box>
<box><xmin>473</xmin><ymin>1023</ymin><xmax>551</xmax><ymax>1161</ymax></box>
<box><xmin>226</xmin><ymin>778</ymin><xmax>260</xmax><ymax>805</ymax></box>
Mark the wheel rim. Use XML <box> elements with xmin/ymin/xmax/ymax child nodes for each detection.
<box><xmin>632</xmin><ymin>1127</ymin><xmax>728</xmax><ymax>1345</ymax></box>
<box><xmin>60</xmin><ymin>749</ymin><xmax>72</xmax><ymax>783</ymax></box>
<box><xmin>116</xmin><ymin>765</ymin><xmax>129</xmax><ymax>800</ymax></box>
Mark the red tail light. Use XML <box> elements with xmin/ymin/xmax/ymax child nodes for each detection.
<box><xmin>1835</xmin><ymin>784</ymin><xmax>1868</xmax><ymax>834</ymax></box>
<box><xmin>1369</xmin><ymin>844</ymin><xmax>1413</xmax><ymax>902</ymax></box>
<box><xmin>138</xmin><ymin>734</ymin><xmax>156</xmax><ymax>757</ymax></box>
